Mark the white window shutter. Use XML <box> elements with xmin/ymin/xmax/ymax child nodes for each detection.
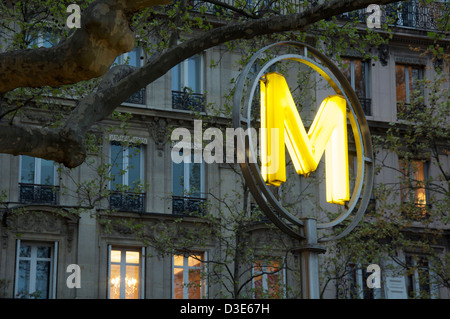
<box><xmin>384</xmin><ymin>258</ymin><xmax>407</xmax><ymax>299</ymax></box>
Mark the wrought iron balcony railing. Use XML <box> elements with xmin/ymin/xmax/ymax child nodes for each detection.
<box><xmin>172</xmin><ymin>196</ymin><xmax>206</xmax><ymax>216</ymax></box>
<box><xmin>109</xmin><ymin>191</ymin><xmax>146</xmax><ymax>213</ymax></box>
<box><xmin>172</xmin><ymin>90</ymin><xmax>205</xmax><ymax>112</ymax></box>
<box><xmin>19</xmin><ymin>183</ymin><xmax>59</xmax><ymax>205</ymax></box>
<box><xmin>397</xmin><ymin>102</ymin><xmax>425</xmax><ymax>119</ymax></box>
<box><xmin>125</xmin><ymin>88</ymin><xmax>145</xmax><ymax>105</ymax></box>
<box><xmin>338</xmin><ymin>0</ymin><xmax>447</xmax><ymax>31</ymax></box>
<box><xmin>359</xmin><ymin>97</ymin><xmax>372</xmax><ymax>116</ymax></box>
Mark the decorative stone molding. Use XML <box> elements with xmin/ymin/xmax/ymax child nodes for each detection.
<box><xmin>148</xmin><ymin>118</ymin><xmax>169</xmax><ymax>155</ymax></box>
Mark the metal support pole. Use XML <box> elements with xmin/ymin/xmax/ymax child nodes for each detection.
<box><xmin>294</xmin><ymin>218</ymin><xmax>326</xmax><ymax>299</ymax></box>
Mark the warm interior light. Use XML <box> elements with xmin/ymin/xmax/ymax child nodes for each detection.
<box><xmin>260</xmin><ymin>72</ymin><xmax>349</xmax><ymax>205</ymax></box>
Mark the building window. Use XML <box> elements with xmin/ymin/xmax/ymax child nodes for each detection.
<box><xmin>171</xmin><ymin>55</ymin><xmax>205</xmax><ymax>112</ymax></box>
<box><xmin>342</xmin><ymin>58</ymin><xmax>372</xmax><ymax>116</ymax></box>
<box><xmin>14</xmin><ymin>241</ymin><xmax>57</xmax><ymax>299</ymax></box>
<box><xmin>399</xmin><ymin>159</ymin><xmax>428</xmax><ymax>214</ymax></box>
<box><xmin>253</xmin><ymin>260</ymin><xmax>284</xmax><ymax>299</ymax></box>
<box><xmin>108</xmin><ymin>247</ymin><xmax>143</xmax><ymax>299</ymax></box>
<box><xmin>172</xmin><ymin>149</ymin><xmax>205</xmax><ymax>216</ymax></box>
<box><xmin>395</xmin><ymin>64</ymin><xmax>424</xmax><ymax>117</ymax></box>
<box><xmin>19</xmin><ymin>156</ymin><xmax>58</xmax><ymax>204</ymax></box>
<box><xmin>405</xmin><ymin>254</ymin><xmax>438</xmax><ymax>298</ymax></box>
<box><xmin>347</xmin><ymin>264</ymin><xmax>380</xmax><ymax>299</ymax></box>
<box><xmin>114</xmin><ymin>47</ymin><xmax>145</xmax><ymax>104</ymax></box>
<box><xmin>173</xmin><ymin>253</ymin><xmax>206</xmax><ymax>299</ymax></box>
<box><xmin>109</xmin><ymin>142</ymin><xmax>145</xmax><ymax>212</ymax></box>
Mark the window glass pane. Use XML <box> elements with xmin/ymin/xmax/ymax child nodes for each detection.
<box><xmin>111</xmin><ymin>143</ymin><xmax>124</xmax><ymax>190</ymax></box>
<box><xmin>20</xmin><ymin>245</ymin><xmax>31</xmax><ymax>258</ymax></box>
<box><xmin>396</xmin><ymin>64</ymin><xmax>406</xmax><ymax>103</ymax></box>
<box><xmin>126</xmin><ymin>251</ymin><xmax>140</xmax><ymax>264</ymax></box>
<box><xmin>129</xmin><ymin>48</ymin><xmax>138</xmax><ymax>67</ymax></box>
<box><xmin>111</xmin><ymin>250</ymin><xmax>121</xmax><ymax>263</ymax></box>
<box><xmin>188</xmin><ymin>269</ymin><xmax>201</xmax><ymax>299</ymax></box>
<box><xmin>189</xmin><ymin>162</ymin><xmax>201</xmax><ymax>197</ymax></box>
<box><xmin>254</xmin><ymin>274</ymin><xmax>263</xmax><ymax>299</ymax></box>
<box><xmin>40</xmin><ymin>159</ymin><xmax>54</xmax><ymax>185</ymax></box>
<box><xmin>341</xmin><ymin>59</ymin><xmax>351</xmax><ymax>84</ymax></box>
<box><xmin>413</xmin><ymin>161</ymin><xmax>426</xmax><ymax>206</ymax></box>
<box><xmin>411</xmin><ymin>67</ymin><xmax>423</xmax><ymax>92</ymax></box>
<box><xmin>174</xmin><ymin>266</ymin><xmax>184</xmax><ymax>299</ymax></box>
<box><xmin>174</xmin><ymin>255</ymin><xmax>184</xmax><ymax>267</ymax></box>
<box><xmin>37</xmin><ymin>246</ymin><xmax>51</xmax><ymax>259</ymax></box>
<box><xmin>18</xmin><ymin>260</ymin><xmax>30</xmax><ymax>296</ymax></box>
<box><xmin>35</xmin><ymin>261</ymin><xmax>50</xmax><ymax>299</ymax></box>
<box><xmin>173</xmin><ymin>162</ymin><xmax>185</xmax><ymax>196</ymax></box>
<box><xmin>125</xmin><ymin>265</ymin><xmax>140</xmax><ymax>299</ymax></box>
<box><xmin>21</xmin><ymin>156</ymin><xmax>35</xmax><ymax>183</ymax></box>
<box><xmin>110</xmin><ymin>264</ymin><xmax>121</xmax><ymax>299</ymax></box>
<box><xmin>353</xmin><ymin>60</ymin><xmax>366</xmax><ymax>98</ymax></box>
<box><xmin>127</xmin><ymin>147</ymin><xmax>141</xmax><ymax>189</ymax></box>
<box><xmin>188</xmin><ymin>255</ymin><xmax>202</xmax><ymax>267</ymax></box>
<box><xmin>172</xmin><ymin>64</ymin><xmax>181</xmax><ymax>91</ymax></box>
<box><xmin>187</xmin><ymin>56</ymin><xmax>200</xmax><ymax>93</ymax></box>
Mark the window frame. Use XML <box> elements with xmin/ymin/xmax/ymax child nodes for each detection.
<box><xmin>395</xmin><ymin>63</ymin><xmax>425</xmax><ymax>115</ymax></box>
<box><xmin>172</xmin><ymin>252</ymin><xmax>207</xmax><ymax>299</ymax></box>
<box><xmin>405</xmin><ymin>253</ymin><xmax>439</xmax><ymax>299</ymax></box>
<box><xmin>252</xmin><ymin>258</ymin><xmax>286</xmax><ymax>299</ymax></box>
<box><xmin>107</xmin><ymin>245</ymin><xmax>145</xmax><ymax>299</ymax></box>
<box><xmin>19</xmin><ymin>155</ymin><xmax>57</xmax><ymax>186</ymax></box>
<box><xmin>109</xmin><ymin>142</ymin><xmax>145</xmax><ymax>191</ymax></box>
<box><xmin>114</xmin><ymin>47</ymin><xmax>145</xmax><ymax>68</ymax></box>
<box><xmin>172</xmin><ymin>148</ymin><xmax>205</xmax><ymax>198</ymax></box>
<box><xmin>342</xmin><ymin>57</ymin><xmax>372</xmax><ymax>115</ymax></box>
<box><xmin>171</xmin><ymin>54</ymin><xmax>204</xmax><ymax>94</ymax></box>
<box><xmin>14</xmin><ymin>240</ymin><xmax>58</xmax><ymax>299</ymax></box>
<box><xmin>398</xmin><ymin>158</ymin><xmax>429</xmax><ymax>208</ymax></box>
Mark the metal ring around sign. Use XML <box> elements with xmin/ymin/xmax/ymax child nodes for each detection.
<box><xmin>232</xmin><ymin>41</ymin><xmax>374</xmax><ymax>242</ymax></box>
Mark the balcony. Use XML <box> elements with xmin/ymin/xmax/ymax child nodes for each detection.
<box><xmin>19</xmin><ymin>183</ymin><xmax>59</xmax><ymax>205</ymax></box>
<box><xmin>359</xmin><ymin>97</ymin><xmax>372</xmax><ymax>116</ymax></box>
<box><xmin>125</xmin><ymin>88</ymin><xmax>145</xmax><ymax>105</ymax></box>
<box><xmin>109</xmin><ymin>191</ymin><xmax>145</xmax><ymax>213</ymax></box>
<box><xmin>338</xmin><ymin>0</ymin><xmax>446</xmax><ymax>31</ymax></box>
<box><xmin>172</xmin><ymin>196</ymin><xmax>206</xmax><ymax>216</ymax></box>
<box><xmin>397</xmin><ymin>102</ymin><xmax>425</xmax><ymax>120</ymax></box>
<box><xmin>172</xmin><ymin>90</ymin><xmax>205</xmax><ymax>112</ymax></box>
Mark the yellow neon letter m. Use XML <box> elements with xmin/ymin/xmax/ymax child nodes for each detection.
<box><xmin>260</xmin><ymin>72</ymin><xmax>349</xmax><ymax>205</ymax></box>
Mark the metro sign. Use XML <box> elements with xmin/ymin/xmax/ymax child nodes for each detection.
<box><xmin>260</xmin><ymin>72</ymin><xmax>349</xmax><ymax>205</ymax></box>
<box><xmin>232</xmin><ymin>41</ymin><xmax>374</xmax><ymax>241</ymax></box>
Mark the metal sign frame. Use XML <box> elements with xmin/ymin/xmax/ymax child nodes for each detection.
<box><xmin>232</xmin><ymin>41</ymin><xmax>374</xmax><ymax>241</ymax></box>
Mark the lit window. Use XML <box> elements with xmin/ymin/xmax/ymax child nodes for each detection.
<box><xmin>14</xmin><ymin>241</ymin><xmax>57</xmax><ymax>299</ymax></box>
<box><xmin>108</xmin><ymin>247</ymin><xmax>143</xmax><ymax>299</ymax></box>
<box><xmin>253</xmin><ymin>260</ymin><xmax>284</xmax><ymax>299</ymax></box>
<box><xmin>173</xmin><ymin>253</ymin><xmax>206</xmax><ymax>299</ymax></box>
<box><xmin>399</xmin><ymin>159</ymin><xmax>427</xmax><ymax>210</ymax></box>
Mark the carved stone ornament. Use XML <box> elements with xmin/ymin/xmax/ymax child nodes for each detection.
<box><xmin>148</xmin><ymin>118</ymin><xmax>169</xmax><ymax>154</ymax></box>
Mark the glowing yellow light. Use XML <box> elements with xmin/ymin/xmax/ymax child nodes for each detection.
<box><xmin>260</xmin><ymin>72</ymin><xmax>349</xmax><ymax>205</ymax></box>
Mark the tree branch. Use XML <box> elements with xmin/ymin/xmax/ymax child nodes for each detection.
<box><xmin>0</xmin><ymin>0</ymin><xmax>172</xmax><ymax>94</ymax></box>
<box><xmin>0</xmin><ymin>0</ymin><xmax>403</xmax><ymax>167</ymax></box>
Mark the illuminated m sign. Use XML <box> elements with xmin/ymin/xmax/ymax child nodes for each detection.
<box><xmin>260</xmin><ymin>72</ymin><xmax>349</xmax><ymax>205</ymax></box>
